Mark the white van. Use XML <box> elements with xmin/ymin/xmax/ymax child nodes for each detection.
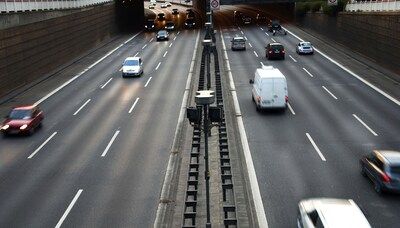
<box><xmin>250</xmin><ymin>66</ymin><xmax>288</xmax><ymax>111</ymax></box>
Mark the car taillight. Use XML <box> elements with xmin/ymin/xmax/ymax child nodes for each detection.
<box><xmin>285</xmin><ymin>96</ymin><xmax>288</xmax><ymax>103</ymax></box>
<box><xmin>268</xmin><ymin>51</ymin><xmax>272</xmax><ymax>53</ymax></box>
<box><xmin>381</xmin><ymin>172</ymin><xmax>391</xmax><ymax>183</ymax></box>
<box><xmin>282</xmin><ymin>50</ymin><xmax>285</xmax><ymax>53</ymax></box>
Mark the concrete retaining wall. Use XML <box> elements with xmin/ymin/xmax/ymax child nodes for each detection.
<box><xmin>296</xmin><ymin>12</ymin><xmax>400</xmax><ymax>74</ymax></box>
<box><xmin>0</xmin><ymin>3</ymin><xmax>117</xmax><ymax>98</ymax></box>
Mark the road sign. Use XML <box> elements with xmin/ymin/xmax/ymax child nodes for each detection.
<box><xmin>327</xmin><ymin>0</ymin><xmax>338</xmax><ymax>6</ymax></box>
<box><xmin>210</xmin><ymin>0</ymin><xmax>220</xmax><ymax>10</ymax></box>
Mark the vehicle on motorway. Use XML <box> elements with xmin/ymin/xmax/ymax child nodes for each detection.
<box><xmin>185</xmin><ymin>18</ymin><xmax>195</xmax><ymax>29</ymax></box>
<box><xmin>231</xmin><ymin>36</ymin><xmax>246</xmax><ymax>51</ymax></box>
<box><xmin>122</xmin><ymin>57</ymin><xmax>143</xmax><ymax>77</ymax></box>
<box><xmin>186</xmin><ymin>9</ymin><xmax>195</xmax><ymax>18</ymax></box>
<box><xmin>268</xmin><ymin>20</ymin><xmax>287</xmax><ymax>36</ymax></box>
<box><xmin>184</xmin><ymin>0</ymin><xmax>190</xmax><ymax>2</ymax></box>
<box><xmin>160</xmin><ymin>3</ymin><xmax>167</xmax><ymax>8</ymax></box>
<box><xmin>266</xmin><ymin>43</ymin><xmax>285</xmax><ymax>60</ymax></box>
<box><xmin>256</xmin><ymin>13</ymin><xmax>268</xmax><ymax>24</ymax></box>
<box><xmin>172</xmin><ymin>8</ymin><xmax>179</xmax><ymax>15</ymax></box>
<box><xmin>157</xmin><ymin>13</ymin><xmax>165</xmax><ymax>21</ymax></box>
<box><xmin>164</xmin><ymin>21</ymin><xmax>175</xmax><ymax>30</ymax></box>
<box><xmin>156</xmin><ymin>30</ymin><xmax>169</xmax><ymax>41</ymax></box>
<box><xmin>1</xmin><ymin>106</ymin><xmax>43</xmax><ymax>136</ymax></box>
<box><xmin>233</xmin><ymin>10</ymin><xmax>243</xmax><ymax>24</ymax></box>
<box><xmin>148</xmin><ymin>4</ymin><xmax>155</xmax><ymax>9</ymax></box>
<box><xmin>250</xmin><ymin>66</ymin><xmax>288</xmax><ymax>111</ymax></box>
<box><xmin>360</xmin><ymin>150</ymin><xmax>400</xmax><ymax>194</ymax></box>
<box><xmin>144</xmin><ymin>18</ymin><xmax>155</xmax><ymax>30</ymax></box>
<box><xmin>241</xmin><ymin>14</ymin><xmax>252</xmax><ymax>25</ymax></box>
<box><xmin>297</xmin><ymin>198</ymin><xmax>371</xmax><ymax>228</ymax></box>
<box><xmin>166</xmin><ymin>2</ymin><xmax>171</xmax><ymax>7</ymax></box>
<box><xmin>297</xmin><ymin>42</ymin><xmax>314</xmax><ymax>55</ymax></box>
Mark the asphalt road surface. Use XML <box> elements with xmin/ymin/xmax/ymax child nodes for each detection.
<box><xmin>0</xmin><ymin>8</ymin><xmax>198</xmax><ymax>227</ymax></box>
<box><xmin>215</xmin><ymin>5</ymin><xmax>400</xmax><ymax>228</ymax></box>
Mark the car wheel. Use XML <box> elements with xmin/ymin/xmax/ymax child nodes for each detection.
<box><xmin>38</xmin><ymin>122</ymin><xmax>43</xmax><ymax>129</ymax></box>
<box><xmin>374</xmin><ymin>182</ymin><xmax>383</xmax><ymax>194</ymax></box>
<box><xmin>28</xmin><ymin>127</ymin><xmax>35</xmax><ymax>135</ymax></box>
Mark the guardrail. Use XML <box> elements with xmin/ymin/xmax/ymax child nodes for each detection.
<box><xmin>0</xmin><ymin>0</ymin><xmax>112</xmax><ymax>13</ymax></box>
<box><xmin>346</xmin><ymin>0</ymin><xmax>400</xmax><ymax>12</ymax></box>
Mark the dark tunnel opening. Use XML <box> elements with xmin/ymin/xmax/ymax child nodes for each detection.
<box><xmin>115</xmin><ymin>0</ymin><xmax>145</xmax><ymax>32</ymax></box>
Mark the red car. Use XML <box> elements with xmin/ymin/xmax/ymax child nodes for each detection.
<box><xmin>1</xmin><ymin>106</ymin><xmax>43</xmax><ymax>135</ymax></box>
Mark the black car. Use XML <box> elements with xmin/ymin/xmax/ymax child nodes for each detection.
<box><xmin>256</xmin><ymin>13</ymin><xmax>267</xmax><ymax>24</ymax></box>
<box><xmin>185</xmin><ymin>18</ymin><xmax>195</xmax><ymax>29</ymax></box>
<box><xmin>144</xmin><ymin>19</ymin><xmax>155</xmax><ymax>30</ymax></box>
<box><xmin>265</xmin><ymin>43</ymin><xmax>285</xmax><ymax>60</ymax></box>
<box><xmin>165</xmin><ymin>21</ymin><xmax>175</xmax><ymax>30</ymax></box>
<box><xmin>360</xmin><ymin>150</ymin><xmax>400</xmax><ymax>194</ymax></box>
<box><xmin>156</xmin><ymin>30</ymin><xmax>169</xmax><ymax>41</ymax></box>
<box><xmin>157</xmin><ymin>13</ymin><xmax>165</xmax><ymax>21</ymax></box>
<box><xmin>268</xmin><ymin>20</ymin><xmax>281</xmax><ymax>32</ymax></box>
<box><xmin>241</xmin><ymin>15</ymin><xmax>252</xmax><ymax>25</ymax></box>
<box><xmin>172</xmin><ymin>8</ymin><xmax>179</xmax><ymax>15</ymax></box>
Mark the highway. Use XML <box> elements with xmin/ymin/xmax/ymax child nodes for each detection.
<box><xmin>0</xmin><ymin>2</ymin><xmax>198</xmax><ymax>226</ymax></box>
<box><xmin>215</xmin><ymin>5</ymin><xmax>400</xmax><ymax>228</ymax></box>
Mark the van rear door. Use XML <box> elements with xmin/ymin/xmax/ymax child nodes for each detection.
<box><xmin>272</xmin><ymin>78</ymin><xmax>287</xmax><ymax>107</ymax></box>
<box><xmin>260</xmin><ymin>78</ymin><xmax>274</xmax><ymax>107</ymax></box>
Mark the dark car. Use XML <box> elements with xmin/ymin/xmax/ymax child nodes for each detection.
<box><xmin>172</xmin><ymin>8</ymin><xmax>179</xmax><ymax>15</ymax></box>
<box><xmin>185</xmin><ymin>18</ymin><xmax>195</xmax><ymax>29</ymax></box>
<box><xmin>233</xmin><ymin>10</ymin><xmax>243</xmax><ymax>24</ymax></box>
<box><xmin>265</xmin><ymin>43</ymin><xmax>285</xmax><ymax>60</ymax></box>
<box><xmin>360</xmin><ymin>150</ymin><xmax>400</xmax><ymax>194</ymax></box>
<box><xmin>157</xmin><ymin>13</ymin><xmax>165</xmax><ymax>21</ymax></box>
<box><xmin>186</xmin><ymin>9</ymin><xmax>195</xmax><ymax>18</ymax></box>
<box><xmin>156</xmin><ymin>30</ymin><xmax>169</xmax><ymax>41</ymax></box>
<box><xmin>268</xmin><ymin>20</ymin><xmax>281</xmax><ymax>32</ymax></box>
<box><xmin>1</xmin><ymin>106</ymin><xmax>43</xmax><ymax>135</ymax></box>
<box><xmin>256</xmin><ymin>13</ymin><xmax>267</xmax><ymax>24</ymax></box>
<box><xmin>241</xmin><ymin>15</ymin><xmax>252</xmax><ymax>25</ymax></box>
<box><xmin>165</xmin><ymin>21</ymin><xmax>175</xmax><ymax>30</ymax></box>
<box><xmin>144</xmin><ymin>19</ymin><xmax>155</xmax><ymax>30</ymax></box>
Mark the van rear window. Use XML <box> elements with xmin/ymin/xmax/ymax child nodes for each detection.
<box><xmin>390</xmin><ymin>166</ymin><xmax>400</xmax><ymax>175</ymax></box>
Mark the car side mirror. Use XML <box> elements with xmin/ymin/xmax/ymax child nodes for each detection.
<box><xmin>249</xmin><ymin>79</ymin><xmax>254</xmax><ymax>84</ymax></box>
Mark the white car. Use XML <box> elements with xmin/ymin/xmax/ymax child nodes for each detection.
<box><xmin>148</xmin><ymin>4</ymin><xmax>154</xmax><ymax>9</ymax></box>
<box><xmin>122</xmin><ymin>57</ymin><xmax>143</xmax><ymax>77</ymax></box>
<box><xmin>160</xmin><ymin>3</ymin><xmax>167</xmax><ymax>8</ymax></box>
<box><xmin>297</xmin><ymin>198</ymin><xmax>371</xmax><ymax>228</ymax></box>
<box><xmin>296</xmin><ymin>41</ymin><xmax>314</xmax><ymax>55</ymax></box>
<box><xmin>166</xmin><ymin>2</ymin><xmax>171</xmax><ymax>7</ymax></box>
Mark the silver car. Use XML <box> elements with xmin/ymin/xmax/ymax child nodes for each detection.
<box><xmin>296</xmin><ymin>41</ymin><xmax>314</xmax><ymax>55</ymax></box>
<box><xmin>231</xmin><ymin>36</ymin><xmax>246</xmax><ymax>51</ymax></box>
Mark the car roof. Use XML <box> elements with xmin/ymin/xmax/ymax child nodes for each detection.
<box><xmin>125</xmin><ymin>57</ymin><xmax>140</xmax><ymax>61</ymax></box>
<box><xmin>233</xmin><ymin>36</ymin><xmax>245</xmax><ymax>40</ymax></box>
<box><xmin>300</xmin><ymin>41</ymin><xmax>312</xmax><ymax>45</ymax></box>
<box><xmin>300</xmin><ymin>198</ymin><xmax>371</xmax><ymax>228</ymax></box>
<box><xmin>374</xmin><ymin>150</ymin><xmax>400</xmax><ymax>164</ymax></box>
<box><xmin>13</xmin><ymin>105</ymin><xmax>36</xmax><ymax>110</ymax></box>
<box><xmin>256</xmin><ymin>66</ymin><xmax>286</xmax><ymax>79</ymax></box>
<box><xmin>269</xmin><ymin>42</ymin><xmax>283</xmax><ymax>46</ymax></box>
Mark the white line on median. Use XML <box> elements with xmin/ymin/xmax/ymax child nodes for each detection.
<box><xmin>55</xmin><ymin>189</ymin><xmax>83</xmax><ymax>228</ymax></box>
<box><xmin>249</xmin><ymin>42</ymin><xmax>253</xmax><ymax>48</ymax></box>
<box><xmin>100</xmin><ymin>78</ymin><xmax>113</xmax><ymax>89</ymax></box>
<box><xmin>144</xmin><ymin>77</ymin><xmax>152</xmax><ymax>88</ymax></box>
<box><xmin>101</xmin><ymin>130</ymin><xmax>120</xmax><ymax>157</ymax></box>
<box><xmin>142</xmin><ymin>44</ymin><xmax>147</xmax><ymax>49</ymax></box>
<box><xmin>287</xmin><ymin>102</ymin><xmax>296</xmax><ymax>115</ymax></box>
<box><xmin>155</xmin><ymin>62</ymin><xmax>161</xmax><ymax>70</ymax></box>
<box><xmin>163</xmin><ymin>51</ymin><xmax>168</xmax><ymax>58</ymax></box>
<box><xmin>306</xmin><ymin>133</ymin><xmax>326</xmax><ymax>161</ymax></box>
<box><xmin>352</xmin><ymin>114</ymin><xmax>378</xmax><ymax>136</ymax></box>
<box><xmin>169</xmin><ymin>43</ymin><xmax>173</xmax><ymax>48</ymax></box>
<box><xmin>129</xmin><ymin>98</ymin><xmax>140</xmax><ymax>114</ymax></box>
<box><xmin>73</xmin><ymin>99</ymin><xmax>91</xmax><ymax>116</ymax></box>
<box><xmin>33</xmin><ymin>32</ymin><xmax>141</xmax><ymax>106</ymax></box>
<box><xmin>322</xmin><ymin>86</ymin><xmax>338</xmax><ymax>100</ymax></box>
<box><xmin>283</xmin><ymin>26</ymin><xmax>400</xmax><ymax>107</ymax></box>
<box><xmin>271</xmin><ymin>38</ymin><xmax>276</xmax><ymax>42</ymax></box>
<box><xmin>28</xmin><ymin>132</ymin><xmax>57</xmax><ymax>159</ymax></box>
<box><xmin>289</xmin><ymin>55</ymin><xmax>297</xmax><ymax>63</ymax></box>
<box><xmin>254</xmin><ymin>51</ymin><xmax>259</xmax><ymax>57</ymax></box>
<box><xmin>302</xmin><ymin>68</ymin><xmax>314</xmax><ymax>78</ymax></box>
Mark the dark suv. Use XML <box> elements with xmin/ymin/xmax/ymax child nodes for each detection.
<box><xmin>360</xmin><ymin>150</ymin><xmax>400</xmax><ymax>194</ymax></box>
<box><xmin>265</xmin><ymin>43</ymin><xmax>285</xmax><ymax>60</ymax></box>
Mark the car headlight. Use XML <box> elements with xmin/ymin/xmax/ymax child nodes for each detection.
<box><xmin>152</xmin><ymin>25</ymin><xmax>154</xmax><ymax>28</ymax></box>
<box><xmin>145</xmin><ymin>25</ymin><xmax>148</xmax><ymax>28</ymax></box>
<box><xmin>20</xmin><ymin>124</ymin><xmax>28</xmax><ymax>130</ymax></box>
<box><xmin>1</xmin><ymin>124</ymin><xmax>9</xmax><ymax>130</ymax></box>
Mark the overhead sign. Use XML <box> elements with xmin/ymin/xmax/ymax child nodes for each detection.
<box><xmin>210</xmin><ymin>0</ymin><xmax>220</xmax><ymax>10</ymax></box>
<box><xmin>327</xmin><ymin>0</ymin><xmax>338</xmax><ymax>6</ymax></box>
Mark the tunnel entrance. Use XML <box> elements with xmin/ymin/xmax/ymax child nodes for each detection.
<box><xmin>115</xmin><ymin>0</ymin><xmax>145</xmax><ymax>32</ymax></box>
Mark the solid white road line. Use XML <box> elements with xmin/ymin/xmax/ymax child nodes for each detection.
<box><xmin>306</xmin><ymin>133</ymin><xmax>326</xmax><ymax>161</ymax></box>
<box><xmin>101</xmin><ymin>130</ymin><xmax>120</xmax><ymax>157</ymax></box>
<box><xmin>55</xmin><ymin>189</ymin><xmax>83</xmax><ymax>228</ymax></box>
<box><xmin>100</xmin><ymin>78</ymin><xmax>113</xmax><ymax>89</ymax></box>
<box><xmin>163</xmin><ymin>51</ymin><xmax>168</xmax><ymax>57</ymax></box>
<box><xmin>144</xmin><ymin>77</ymin><xmax>152</xmax><ymax>88</ymax></box>
<box><xmin>283</xmin><ymin>26</ymin><xmax>400</xmax><ymax>107</ymax></box>
<box><xmin>287</xmin><ymin>102</ymin><xmax>296</xmax><ymax>115</ymax></box>
<box><xmin>169</xmin><ymin>43</ymin><xmax>173</xmax><ymax>48</ymax></box>
<box><xmin>254</xmin><ymin>51</ymin><xmax>259</xmax><ymax>57</ymax></box>
<box><xmin>219</xmin><ymin>28</ymin><xmax>269</xmax><ymax>228</ymax></box>
<box><xmin>73</xmin><ymin>99</ymin><xmax>91</xmax><ymax>116</ymax></box>
<box><xmin>271</xmin><ymin>38</ymin><xmax>276</xmax><ymax>42</ymax></box>
<box><xmin>249</xmin><ymin>42</ymin><xmax>253</xmax><ymax>48</ymax></box>
<box><xmin>322</xmin><ymin>86</ymin><xmax>338</xmax><ymax>100</ymax></box>
<box><xmin>134</xmin><ymin>52</ymin><xmax>139</xmax><ymax>57</ymax></box>
<box><xmin>289</xmin><ymin>55</ymin><xmax>297</xmax><ymax>63</ymax></box>
<box><xmin>142</xmin><ymin>44</ymin><xmax>147</xmax><ymax>49</ymax></box>
<box><xmin>352</xmin><ymin>114</ymin><xmax>378</xmax><ymax>136</ymax></box>
<box><xmin>302</xmin><ymin>68</ymin><xmax>314</xmax><ymax>78</ymax></box>
<box><xmin>154</xmin><ymin>31</ymin><xmax>200</xmax><ymax>227</ymax></box>
<box><xmin>28</xmin><ymin>132</ymin><xmax>57</xmax><ymax>159</ymax></box>
<box><xmin>34</xmin><ymin>31</ymin><xmax>141</xmax><ymax>106</ymax></box>
<box><xmin>155</xmin><ymin>62</ymin><xmax>161</xmax><ymax>70</ymax></box>
<box><xmin>128</xmin><ymin>98</ymin><xmax>140</xmax><ymax>114</ymax></box>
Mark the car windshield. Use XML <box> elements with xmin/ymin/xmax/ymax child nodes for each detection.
<box><xmin>233</xmin><ymin>38</ymin><xmax>245</xmax><ymax>42</ymax></box>
<box><xmin>271</xmin><ymin>45</ymin><xmax>283</xmax><ymax>51</ymax></box>
<box><xmin>158</xmin><ymin>31</ymin><xmax>167</xmax><ymax>35</ymax></box>
<box><xmin>167</xmin><ymin>22</ymin><xmax>174</xmax><ymax>26</ymax></box>
<box><xmin>124</xmin><ymin>60</ymin><xmax>139</xmax><ymax>66</ymax></box>
<box><xmin>390</xmin><ymin>165</ymin><xmax>400</xmax><ymax>175</ymax></box>
<box><xmin>9</xmin><ymin>110</ymin><xmax>32</xmax><ymax>120</ymax></box>
<box><xmin>301</xmin><ymin>42</ymin><xmax>312</xmax><ymax>47</ymax></box>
